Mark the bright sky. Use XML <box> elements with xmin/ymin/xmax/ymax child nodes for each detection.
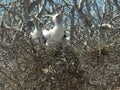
<box><xmin>2</xmin><ymin>0</ymin><xmax>10</xmax><ymax>3</ymax></box>
<box><xmin>0</xmin><ymin>0</ymin><xmax>106</xmax><ymax>15</ymax></box>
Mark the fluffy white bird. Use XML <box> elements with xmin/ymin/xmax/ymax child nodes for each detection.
<box><xmin>30</xmin><ymin>15</ymin><xmax>41</xmax><ymax>42</ymax></box>
<box><xmin>30</xmin><ymin>27</ymin><xmax>40</xmax><ymax>39</ymax></box>
<box><xmin>42</xmin><ymin>8</ymin><xmax>64</xmax><ymax>46</ymax></box>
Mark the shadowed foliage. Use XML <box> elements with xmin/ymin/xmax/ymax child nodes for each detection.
<box><xmin>0</xmin><ymin>0</ymin><xmax>120</xmax><ymax>90</ymax></box>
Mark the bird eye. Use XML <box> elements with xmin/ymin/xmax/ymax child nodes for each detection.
<box><xmin>56</xmin><ymin>15</ymin><xmax>59</xmax><ymax>18</ymax></box>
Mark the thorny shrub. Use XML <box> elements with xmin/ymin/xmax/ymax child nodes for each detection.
<box><xmin>0</xmin><ymin>24</ymin><xmax>120</xmax><ymax>90</ymax></box>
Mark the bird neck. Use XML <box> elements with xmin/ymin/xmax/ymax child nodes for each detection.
<box><xmin>54</xmin><ymin>21</ymin><xmax>62</xmax><ymax>26</ymax></box>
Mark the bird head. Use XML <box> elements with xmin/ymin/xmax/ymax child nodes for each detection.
<box><xmin>52</xmin><ymin>7</ymin><xmax>64</xmax><ymax>24</ymax></box>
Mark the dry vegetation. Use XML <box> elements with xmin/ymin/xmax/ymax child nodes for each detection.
<box><xmin>0</xmin><ymin>0</ymin><xmax>120</xmax><ymax>90</ymax></box>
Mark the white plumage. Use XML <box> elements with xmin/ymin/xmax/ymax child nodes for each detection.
<box><xmin>42</xmin><ymin>8</ymin><xmax>64</xmax><ymax>46</ymax></box>
<box><xmin>43</xmin><ymin>23</ymin><xmax>64</xmax><ymax>46</ymax></box>
<box><xmin>30</xmin><ymin>8</ymin><xmax>64</xmax><ymax>46</ymax></box>
<box><xmin>30</xmin><ymin>27</ymin><xmax>40</xmax><ymax>39</ymax></box>
<box><xmin>30</xmin><ymin>15</ymin><xmax>41</xmax><ymax>40</ymax></box>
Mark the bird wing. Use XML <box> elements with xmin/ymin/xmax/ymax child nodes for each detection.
<box><xmin>30</xmin><ymin>30</ymin><xmax>40</xmax><ymax>39</ymax></box>
<box><xmin>42</xmin><ymin>29</ymin><xmax>51</xmax><ymax>39</ymax></box>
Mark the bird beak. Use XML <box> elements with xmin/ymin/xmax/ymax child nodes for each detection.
<box><xmin>58</xmin><ymin>7</ymin><xmax>64</xmax><ymax>16</ymax></box>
